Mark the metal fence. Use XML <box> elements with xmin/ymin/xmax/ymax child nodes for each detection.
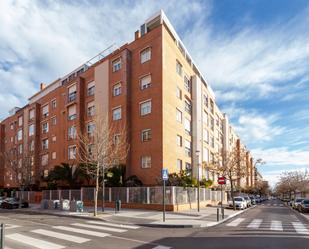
<box><xmin>16</xmin><ymin>187</ymin><xmax>226</xmax><ymax>205</ymax></box>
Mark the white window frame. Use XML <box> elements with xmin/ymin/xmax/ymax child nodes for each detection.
<box><xmin>141</xmin><ymin>156</ymin><xmax>151</xmax><ymax>168</ymax></box>
<box><xmin>113</xmin><ymin>83</ymin><xmax>122</xmax><ymax>96</ymax></box>
<box><xmin>140</xmin><ymin>47</ymin><xmax>151</xmax><ymax>63</ymax></box>
<box><xmin>112</xmin><ymin>107</ymin><xmax>122</xmax><ymax>121</ymax></box>
<box><xmin>112</xmin><ymin>58</ymin><xmax>121</xmax><ymax>72</ymax></box>
<box><xmin>140</xmin><ymin>100</ymin><xmax>152</xmax><ymax>116</ymax></box>
<box><xmin>141</xmin><ymin>129</ymin><xmax>151</xmax><ymax>142</ymax></box>
<box><xmin>140</xmin><ymin>74</ymin><xmax>151</xmax><ymax>90</ymax></box>
<box><xmin>176</xmin><ymin>108</ymin><xmax>182</xmax><ymax>123</ymax></box>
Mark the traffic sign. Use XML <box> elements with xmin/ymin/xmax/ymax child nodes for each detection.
<box><xmin>218</xmin><ymin>176</ymin><xmax>226</xmax><ymax>185</ymax></box>
<box><xmin>162</xmin><ymin>169</ymin><xmax>168</xmax><ymax>181</ymax></box>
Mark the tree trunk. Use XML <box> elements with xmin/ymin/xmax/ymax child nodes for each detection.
<box><xmin>94</xmin><ymin>163</ymin><xmax>100</xmax><ymax>216</ymax></box>
<box><xmin>230</xmin><ymin>179</ymin><xmax>235</xmax><ymax>210</ymax></box>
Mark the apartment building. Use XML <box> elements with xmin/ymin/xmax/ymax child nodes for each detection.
<box><xmin>0</xmin><ymin>10</ymin><xmax>255</xmax><ymax>189</ymax></box>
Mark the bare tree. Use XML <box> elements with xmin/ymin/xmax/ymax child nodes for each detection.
<box><xmin>78</xmin><ymin>116</ymin><xmax>129</xmax><ymax>216</ymax></box>
<box><xmin>1</xmin><ymin>148</ymin><xmax>34</xmax><ymax>191</ymax></box>
<box><xmin>211</xmin><ymin>146</ymin><xmax>247</xmax><ymax>210</ymax></box>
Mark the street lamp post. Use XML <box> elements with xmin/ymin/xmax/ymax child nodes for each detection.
<box><xmin>196</xmin><ymin>150</ymin><xmax>200</xmax><ymax>212</ymax></box>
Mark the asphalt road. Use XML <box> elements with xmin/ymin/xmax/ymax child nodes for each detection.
<box><xmin>0</xmin><ymin>199</ymin><xmax>308</xmax><ymax>249</ymax></box>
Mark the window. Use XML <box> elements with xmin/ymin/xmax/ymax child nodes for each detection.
<box><xmin>68</xmin><ymin>146</ymin><xmax>77</xmax><ymax>160</ymax></box>
<box><xmin>202</xmin><ymin>94</ymin><xmax>207</xmax><ymax>107</ymax></box>
<box><xmin>203</xmin><ymin>129</ymin><xmax>209</xmax><ymax>143</ymax></box>
<box><xmin>29</xmin><ymin>124</ymin><xmax>35</xmax><ymax>136</ymax></box>
<box><xmin>68</xmin><ymin>126</ymin><xmax>76</xmax><ymax>140</ymax></box>
<box><xmin>42</xmin><ymin>122</ymin><xmax>49</xmax><ymax>134</ymax></box>
<box><xmin>88</xmin><ymin>144</ymin><xmax>94</xmax><ymax>157</ymax></box>
<box><xmin>29</xmin><ymin>109</ymin><xmax>35</xmax><ymax>120</ymax></box>
<box><xmin>141</xmin><ymin>129</ymin><xmax>151</xmax><ymax>142</ymax></box>
<box><xmin>184</xmin><ymin>75</ymin><xmax>191</xmax><ymax>92</ymax></box>
<box><xmin>216</xmin><ymin>115</ymin><xmax>220</xmax><ymax>127</ymax></box>
<box><xmin>184</xmin><ymin>100</ymin><xmax>191</xmax><ymax>114</ymax></box>
<box><xmin>87</xmin><ymin>122</ymin><xmax>95</xmax><ymax>136</ymax></box>
<box><xmin>112</xmin><ymin>58</ymin><xmax>121</xmax><ymax>72</ymax></box>
<box><xmin>176</xmin><ymin>135</ymin><xmax>182</xmax><ymax>147</ymax></box>
<box><xmin>52</xmin><ymin>152</ymin><xmax>56</xmax><ymax>160</ymax></box>
<box><xmin>18</xmin><ymin>144</ymin><xmax>23</xmax><ymax>155</ymax></box>
<box><xmin>51</xmin><ymin>99</ymin><xmax>57</xmax><ymax>109</ymax></box>
<box><xmin>10</xmin><ymin>123</ymin><xmax>14</xmax><ymax>130</ymax></box>
<box><xmin>52</xmin><ymin>136</ymin><xmax>57</xmax><ymax>142</ymax></box>
<box><xmin>42</xmin><ymin>105</ymin><xmax>49</xmax><ymax>118</ymax></box>
<box><xmin>87</xmin><ymin>81</ymin><xmax>95</xmax><ymax>96</ymax></box>
<box><xmin>203</xmin><ymin>111</ymin><xmax>208</xmax><ymax>126</ymax></box>
<box><xmin>176</xmin><ymin>60</ymin><xmax>182</xmax><ymax>76</ymax></box>
<box><xmin>68</xmin><ymin>105</ymin><xmax>77</xmax><ymax>120</ymax></box>
<box><xmin>177</xmin><ymin>159</ymin><xmax>182</xmax><ymax>172</ymax></box>
<box><xmin>140</xmin><ymin>75</ymin><xmax>151</xmax><ymax>90</ymax></box>
<box><xmin>176</xmin><ymin>108</ymin><xmax>182</xmax><ymax>123</ymax></box>
<box><xmin>140</xmin><ymin>47</ymin><xmax>151</xmax><ymax>63</ymax></box>
<box><xmin>112</xmin><ymin>107</ymin><xmax>121</xmax><ymax>120</ymax></box>
<box><xmin>113</xmin><ymin>83</ymin><xmax>121</xmax><ymax>96</ymax></box>
<box><xmin>113</xmin><ymin>134</ymin><xmax>120</xmax><ymax>145</ymax></box>
<box><xmin>41</xmin><ymin>154</ymin><xmax>48</xmax><ymax>166</ymax></box>
<box><xmin>210</xmin><ymin>117</ymin><xmax>214</xmax><ymax>131</ymax></box>
<box><xmin>140</xmin><ymin>100</ymin><xmax>151</xmax><ymax>116</ymax></box>
<box><xmin>51</xmin><ymin>116</ymin><xmax>57</xmax><ymax>125</ymax></box>
<box><xmin>141</xmin><ymin>156</ymin><xmax>151</xmax><ymax>168</ymax></box>
<box><xmin>185</xmin><ymin>162</ymin><xmax>192</xmax><ymax>173</ymax></box>
<box><xmin>87</xmin><ymin>101</ymin><xmax>95</xmax><ymax>116</ymax></box>
<box><xmin>18</xmin><ymin>116</ymin><xmax>23</xmax><ymax>126</ymax></box>
<box><xmin>17</xmin><ymin>129</ymin><xmax>22</xmax><ymax>141</ymax></box>
<box><xmin>176</xmin><ymin>87</ymin><xmax>182</xmax><ymax>99</ymax></box>
<box><xmin>210</xmin><ymin>135</ymin><xmax>214</xmax><ymax>148</ymax></box>
<box><xmin>29</xmin><ymin>140</ymin><xmax>34</xmax><ymax>151</ymax></box>
<box><xmin>42</xmin><ymin>138</ymin><xmax>49</xmax><ymax>150</ymax></box>
<box><xmin>210</xmin><ymin>99</ymin><xmax>214</xmax><ymax>114</ymax></box>
<box><xmin>43</xmin><ymin>169</ymin><xmax>49</xmax><ymax>177</ymax></box>
<box><xmin>184</xmin><ymin>118</ymin><xmax>191</xmax><ymax>134</ymax></box>
<box><xmin>68</xmin><ymin>84</ymin><xmax>77</xmax><ymax>102</ymax></box>
<box><xmin>185</xmin><ymin>140</ymin><xmax>191</xmax><ymax>157</ymax></box>
<box><xmin>203</xmin><ymin>148</ymin><xmax>209</xmax><ymax>162</ymax></box>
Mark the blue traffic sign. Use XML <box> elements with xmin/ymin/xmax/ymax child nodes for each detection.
<box><xmin>162</xmin><ymin>169</ymin><xmax>168</xmax><ymax>181</ymax></box>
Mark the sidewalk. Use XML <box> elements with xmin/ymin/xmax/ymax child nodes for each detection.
<box><xmin>15</xmin><ymin>203</ymin><xmax>254</xmax><ymax>228</ymax></box>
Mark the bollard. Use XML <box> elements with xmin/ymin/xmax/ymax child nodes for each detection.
<box><xmin>0</xmin><ymin>223</ymin><xmax>5</xmax><ymax>249</ymax></box>
<box><xmin>217</xmin><ymin>208</ymin><xmax>220</xmax><ymax>222</ymax></box>
<box><xmin>221</xmin><ymin>207</ymin><xmax>225</xmax><ymax>219</ymax></box>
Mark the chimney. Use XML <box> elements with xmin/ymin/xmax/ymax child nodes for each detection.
<box><xmin>135</xmin><ymin>30</ymin><xmax>140</xmax><ymax>40</ymax></box>
<box><xmin>40</xmin><ymin>83</ymin><xmax>46</xmax><ymax>90</ymax></box>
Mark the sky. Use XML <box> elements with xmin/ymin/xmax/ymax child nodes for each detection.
<box><xmin>0</xmin><ymin>0</ymin><xmax>308</xmax><ymax>187</ymax></box>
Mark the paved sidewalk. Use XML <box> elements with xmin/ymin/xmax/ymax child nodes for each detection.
<box><xmin>15</xmin><ymin>203</ymin><xmax>254</xmax><ymax>228</ymax></box>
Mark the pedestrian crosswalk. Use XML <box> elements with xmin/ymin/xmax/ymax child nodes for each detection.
<box><xmin>5</xmin><ymin>221</ymin><xmax>149</xmax><ymax>249</ymax></box>
<box><xmin>261</xmin><ymin>203</ymin><xmax>284</xmax><ymax>207</ymax></box>
<box><xmin>225</xmin><ymin>218</ymin><xmax>309</xmax><ymax>235</ymax></box>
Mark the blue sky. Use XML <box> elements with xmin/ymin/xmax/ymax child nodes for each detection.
<box><xmin>0</xmin><ymin>0</ymin><xmax>308</xmax><ymax>186</ymax></box>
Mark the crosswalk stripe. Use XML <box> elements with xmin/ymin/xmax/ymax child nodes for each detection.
<box><xmin>72</xmin><ymin>223</ymin><xmax>127</xmax><ymax>233</ymax></box>
<box><xmin>247</xmin><ymin>219</ymin><xmax>262</xmax><ymax>229</ymax></box>
<box><xmin>87</xmin><ymin>221</ymin><xmax>139</xmax><ymax>229</ymax></box>
<box><xmin>292</xmin><ymin>222</ymin><xmax>309</xmax><ymax>235</ymax></box>
<box><xmin>31</xmin><ymin>229</ymin><xmax>90</xmax><ymax>243</ymax></box>
<box><xmin>53</xmin><ymin>226</ymin><xmax>111</xmax><ymax>237</ymax></box>
<box><xmin>6</xmin><ymin>233</ymin><xmax>65</xmax><ymax>249</ymax></box>
<box><xmin>226</xmin><ymin>218</ymin><xmax>245</xmax><ymax>227</ymax></box>
<box><xmin>270</xmin><ymin>220</ymin><xmax>283</xmax><ymax>231</ymax></box>
<box><xmin>151</xmin><ymin>246</ymin><xmax>171</xmax><ymax>249</ymax></box>
<box><xmin>273</xmin><ymin>204</ymin><xmax>277</xmax><ymax>206</ymax></box>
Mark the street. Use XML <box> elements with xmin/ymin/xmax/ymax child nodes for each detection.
<box><xmin>1</xmin><ymin>199</ymin><xmax>308</xmax><ymax>249</ymax></box>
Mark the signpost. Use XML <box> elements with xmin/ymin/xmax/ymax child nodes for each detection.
<box><xmin>218</xmin><ymin>176</ymin><xmax>226</xmax><ymax>219</ymax></box>
<box><xmin>162</xmin><ymin>168</ymin><xmax>168</xmax><ymax>222</ymax></box>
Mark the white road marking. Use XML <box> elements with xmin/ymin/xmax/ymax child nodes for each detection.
<box><xmin>280</xmin><ymin>204</ymin><xmax>283</xmax><ymax>206</ymax></box>
<box><xmin>53</xmin><ymin>226</ymin><xmax>111</xmax><ymax>237</ymax></box>
<box><xmin>226</xmin><ymin>218</ymin><xmax>245</xmax><ymax>227</ymax></box>
<box><xmin>292</xmin><ymin>222</ymin><xmax>309</xmax><ymax>235</ymax></box>
<box><xmin>270</xmin><ymin>220</ymin><xmax>283</xmax><ymax>231</ymax></box>
<box><xmin>6</xmin><ymin>233</ymin><xmax>65</xmax><ymax>249</ymax></box>
<box><xmin>151</xmin><ymin>246</ymin><xmax>171</xmax><ymax>249</ymax></box>
<box><xmin>31</xmin><ymin>229</ymin><xmax>90</xmax><ymax>243</ymax></box>
<box><xmin>273</xmin><ymin>204</ymin><xmax>277</xmax><ymax>206</ymax></box>
<box><xmin>72</xmin><ymin>223</ymin><xmax>127</xmax><ymax>233</ymax></box>
<box><xmin>247</xmin><ymin>219</ymin><xmax>262</xmax><ymax>229</ymax></box>
<box><xmin>87</xmin><ymin>221</ymin><xmax>139</xmax><ymax>229</ymax></box>
<box><xmin>6</xmin><ymin>224</ymin><xmax>21</xmax><ymax>230</ymax></box>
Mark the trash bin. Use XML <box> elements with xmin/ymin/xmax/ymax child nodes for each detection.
<box><xmin>76</xmin><ymin>201</ymin><xmax>84</xmax><ymax>212</ymax></box>
<box><xmin>115</xmin><ymin>200</ymin><xmax>121</xmax><ymax>212</ymax></box>
<box><xmin>41</xmin><ymin>199</ymin><xmax>49</xmax><ymax>209</ymax></box>
<box><xmin>61</xmin><ymin>199</ymin><xmax>70</xmax><ymax>211</ymax></box>
<box><xmin>54</xmin><ymin>200</ymin><xmax>60</xmax><ymax>209</ymax></box>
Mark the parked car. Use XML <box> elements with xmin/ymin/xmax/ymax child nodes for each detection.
<box><xmin>0</xmin><ymin>196</ymin><xmax>5</xmax><ymax>205</ymax></box>
<box><xmin>243</xmin><ymin>196</ymin><xmax>252</xmax><ymax>207</ymax></box>
<box><xmin>298</xmin><ymin>199</ymin><xmax>309</xmax><ymax>213</ymax></box>
<box><xmin>228</xmin><ymin>197</ymin><xmax>247</xmax><ymax>210</ymax></box>
<box><xmin>249</xmin><ymin>196</ymin><xmax>256</xmax><ymax>205</ymax></box>
<box><xmin>293</xmin><ymin>198</ymin><xmax>304</xmax><ymax>209</ymax></box>
<box><xmin>0</xmin><ymin>198</ymin><xmax>29</xmax><ymax>209</ymax></box>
